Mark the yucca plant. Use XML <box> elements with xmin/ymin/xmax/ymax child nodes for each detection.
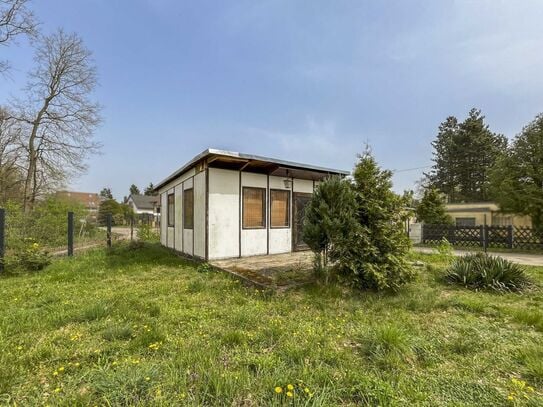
<box><xmin>445</xmin><ymin>253</ymin><xmax>530</xmax><ymax>292</ymax></box>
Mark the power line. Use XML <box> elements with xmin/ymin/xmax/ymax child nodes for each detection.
<box><xmin>392</xmin><ymin>165</ymin><xmax>432</xmax><ymax>173</ymax></box>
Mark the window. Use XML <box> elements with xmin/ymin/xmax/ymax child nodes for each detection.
<box><xmin>183</xmin><ymin>188</ymin><xmax>194</xmax><ymax>229</ymax></box>
<box><xmin>167</xmin><ymin>194</ymin><xmax>175</xmax><ymax>227</ymax></box>
<box><xmin>243</xmin><ymin>187</ymin><xmax>266</xmax><ymax>228</ymax></box>
<box><xmin>455</xmin><ymin>217</ymin><xmax>476</xmax><ymax>227</ymax></box>
<box><xmin>492</xmin><ymin>215</ymin><xmax>512</xmax><ymax>226</ymax></box>
<box><xmin>270</xmin><ymin>189</ymin><xmax>290</xmax><ymax>228</ymax></box>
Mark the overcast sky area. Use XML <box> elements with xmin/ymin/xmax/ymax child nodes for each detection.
<box><xmin>2</xmin><ymin>0</ymin><xmax>543</xmax><ymax>200</ymax></box>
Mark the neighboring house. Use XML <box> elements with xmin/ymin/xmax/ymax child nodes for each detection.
<box><xmin>154</xmin><ymin>148</ymin><xmax>349</xmax><ymax>260</ymax></box>
<box><xmin>445</xmin><ymin>202</ymin><xmax>532</xmax><ymax>228</ymax></box>
<box><xmin>127</xmin><ymin>194</ymin><xmax>160</xmax><ymax>225</ymax></box>
<box><xmin>56</xmin><ymin>191</ymin><xmax>100</xmax><ymax>219</ymax></box>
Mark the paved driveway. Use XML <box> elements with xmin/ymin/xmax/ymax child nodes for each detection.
<box><xmin>413</xmin><ymin>246</ymin><xmax>543</xmax><ymax>267</ymax></box>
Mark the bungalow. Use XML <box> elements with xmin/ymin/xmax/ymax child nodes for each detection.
<box><xmin>126</xmin><ymin>194</ymin><xmax>160</xmax><ymax>225</ymax></box>
<box><xmin>445</xmin><ymin>202</ymin><xmax>532</xmax><ymax>228</ymax></box>
<box><xmin>154</xmin><ymin>148</ymin><xmax>349</xmax><ymax>260</ymax></box>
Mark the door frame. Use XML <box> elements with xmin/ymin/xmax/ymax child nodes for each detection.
<box><xmin>292</xmin><ymin>192</ymin><xmax>312</xmax><ymax>251</ymax></box>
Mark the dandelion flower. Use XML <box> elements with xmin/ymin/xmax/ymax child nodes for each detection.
<box><xmin>304</xmin><ymin>387</ymin><xmax>310</xmax><ymax>393</ymax></box>
<box><xmin>287</xmin><ymin>384</ymin><xmax>294</xmax><ymax>390</ymax></box>
<box><xmin>274</xmin><ymin>387</ymin><xmax>283</xmax><ymax>394</ymax></box>
<box><xmin>54</xmin><ymin>387</ymin><xmax>62</xmax><ymax>393</ymax></box>
<box><xmin>286</xmin><ymin>391</ymin><xmax>293</xmax><ymax>397</ymax></box>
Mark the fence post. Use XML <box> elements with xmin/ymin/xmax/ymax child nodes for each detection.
<box><xmin>67</xmin><ymin>211</ymin><xmax>74</xmax><ymax>256</ymax></box>
<box><xmin>0</xmin><ymin>208</ymin><xmax>4</xmax><ymax>273</ymax></box>
<box><xmin>106</xmin><ymin>213</ymin><xmax>112</xmax><ymax>248</ymax></box>
<box><xmin>130</xmin><ymin>215</ymin><xmax>134</xmax><ymax>241</ymax></box>
<box><xmin>483</xmin><ymin>225</ymin><xmax>488</xmax><ymax>253</ymax></box>
<box><xmin>507</xmin><ymin>225</ymin><xmax>514</xmax><ymax>249</ymax></box>
<box><xmin>448</xmin><ymin>225</ymin><xmax>455</xmax><ymax>245</ymax></box>
<box><xmin>479</xmin><ymin>225</ymin><xmax>484</xmax><ymax>249</ymax></box>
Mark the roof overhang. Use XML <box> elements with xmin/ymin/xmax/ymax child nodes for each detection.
<box><xmin>154</xmin><ymin>148</ymin><xmax>350</xmax><ymax>191</ymax></box>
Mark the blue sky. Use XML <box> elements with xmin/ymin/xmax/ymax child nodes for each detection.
<box><xmin>2</xmin><ymin>0</ymin><xmax>543</xmax><ymax>200</ymax></box>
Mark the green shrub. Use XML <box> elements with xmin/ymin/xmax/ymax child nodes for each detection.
<box><xmin>302</xmin><ymin>175</ymin><xmax>358</xmax><ymax>283</ymax></box>
<box><xmin>137</xmin><ymin>224</ymin><xmax>159</xmax><ymax>242</ymax></box>
<box><xmin>303</xmin><ymin>150</ymin><xmax>414</xmax><ymax>291</ymax></box>
<box><xmin>9</xmin><ymin>239</ymin><xmax>51</xmax><ymax>272</ymax></box>
<box><xmin>196</xmin><ymin>262</ymin><xmax>214</xmax><ymax>273</ymax></box>
<box><xmin>433</xmin><ymin>238</ymin><xmax>454</xmax><ymax>263</ymax></box>
<box><xmin>445</xmin><ymin>253</ymin><xmax>530</xmax><ymax>292</ymax></box>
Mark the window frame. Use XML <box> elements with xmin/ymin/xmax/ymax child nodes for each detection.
<box><xmin>242</xmin><ymin>186</ymin><xmax>267</xmax><ymax>229</ymax></box>
<box><xmin>455</xmin><ymin>217</ymin><xmax>476</xmax><ymax>227</ymax></box>
<box><xmin>269</xmin><ymin>189</ymin><xmax>290</xmax><ymax>229</ymax></box>
<box><xmin>167</xmin><ymin>193</ymin><xmax>175</xmax><ymax>227</ymax></box>
<box><xmin>183</xmin><ymin>188</ymin><xmax>194</xmax><ymax>230</ymax></box>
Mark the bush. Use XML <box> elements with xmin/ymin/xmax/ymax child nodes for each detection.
<box><xmin>5</xmin><ymin>197</ymin><xmax>89</xmax><ymax>250</ymax></box>
<box><xmin>335</xmin><ymin>150</ymin><xmax>414</xmax><ymax>291</ymax></box>
<box><xmin>137</xmin><ymin>224</ymin><xmax>159</xmax><ymax>243</ymax></box>
<box><xmin>9</xmin><ymin>239</ymin><xmax>51</xmax><ymax>272</ymax></box>
<box><xmin>433</xmin><ymin>238</ymin><xmax>454</xmax><ymax>263</ymax></box>
<box><xmin>303</xmin><ymin>150</ymin><xmax>414</xmax><ymax>291</ymax></box>
<box><xmin>445</xmin><ymin>253</ymin><xmax>530</xmax><ymax>292</ymax></box>
<box><xmin>302</xmin><ymin>176</ymin><xmax>358</xmax><ymax>283</ymax></box>
<box><xmin>196</xmin><ymin>263</ymin><xmax>214</xmax><ymax>273</ymax></box>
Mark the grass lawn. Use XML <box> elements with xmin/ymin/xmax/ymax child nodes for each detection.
<box><xmin>1</xmin><ymin>243</ymin><xmax>542</xmax><ymax>406</ymax></box>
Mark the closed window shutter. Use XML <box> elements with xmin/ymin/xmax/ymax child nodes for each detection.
<box><xmin>167</xmin><ymin>194</ymin><xmax>175</xmax><ymax>226</ymax></box>
<box><xmin>243</xmin><ymin>187</ymin><xmax>265</xmax><ymax>228</ymax></box>
<box><xmin>270</xmin><ymin>190</ymin><xmax>289</xmax><ymax>227</ymax></box>
<box><xmin>183</xmin><ymin>189</ymin><xmax>194</xmax><ymax>229</ymax></box>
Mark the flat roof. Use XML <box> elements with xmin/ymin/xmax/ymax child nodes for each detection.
<box><xmin>155</xmin><ymin>148</ymin><xmax>350</xmax><ymax>190</ymax></box>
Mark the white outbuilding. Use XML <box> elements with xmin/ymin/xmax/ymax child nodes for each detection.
<box><xmin>154</xmin><ymin>148</ymin><xmax>349</xmax><ymax>260</ymax></box>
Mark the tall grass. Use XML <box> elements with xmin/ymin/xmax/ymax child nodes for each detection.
<box><xmin>0</xmin><ymin>244</ymin><xmax>541</xmax><ymax>405</ymax></box>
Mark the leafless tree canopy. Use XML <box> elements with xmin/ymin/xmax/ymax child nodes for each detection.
<box><xmin>0</xmin><ymin>107</ymin><xmax>25</xmax><ymax>202</ymax></box>
<box><xmin>0</xmin><ymin>0</ymin><xmax>37</xmax><ymax>73</ymax></box>
<box><xmin>11</xmin><ymin>29</ymin><xmax>102</xmax><ymax>211</ymax></box>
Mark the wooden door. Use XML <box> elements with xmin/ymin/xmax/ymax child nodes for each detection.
<box><xmin>292</xmin><ymin>192</ymin><xmax>312</xmax><ymax>251</ymax></box>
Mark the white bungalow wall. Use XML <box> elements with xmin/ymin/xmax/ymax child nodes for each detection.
<box><xmin>158</xmin><ymin>167</ymin><xmax>206</xmax><ymax>258</ymax></box>
<box><xmin>207</xmin><ymin>169</ymin><xmax>314</xmax><ymax>260</ymax></box>
<box><xmin>160</xmin><ymin>166</ymin><xmax>317</xmax><ymax>260</ymax></box>
<box><xmin>208</xmin><ymin>168</ymin><xmax>239</xmax><ymax>260</ymax></box>
<box><xmin>193</xmin><ymin>171</ymin><xmax>206</xmax><ymax>258</ymax></box>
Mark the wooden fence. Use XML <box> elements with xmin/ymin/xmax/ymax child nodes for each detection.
<box><xmin>422</xmin><ymin>224</ymin><xmax>543</xmax><ymax>250</ymax></box>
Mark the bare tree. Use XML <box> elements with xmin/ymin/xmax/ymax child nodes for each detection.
<box><xmin>0</xmin><ymin>107</ymin><xmax>25</xmax><ymax>202</ymax></box>
<box><xmin>0</xmin><ymin>0</ymin><xmax>37</xmax><ymax>73</ymax></box>
<box><xmin>13</xmin><ymin>29</ymin><xmax>101</xmax><ymax>211</ymax></box>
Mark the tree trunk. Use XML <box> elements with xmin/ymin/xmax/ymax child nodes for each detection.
<box><xmin>22</xmin><ymin>98</ymin><xmax>51</xmax><ymax>212</ymax></box>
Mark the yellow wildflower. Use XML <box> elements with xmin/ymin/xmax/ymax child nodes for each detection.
<box><xmin>287</xmin><ymin>384</ymin><xmax>294</xmax><ymax>391</ymax></box>
<box><xmin>274</xmin><ymin>386</ymin><xmax>283</xmax><ymax>394</ymax></box>
<box><xmin>286</xmin><ymin>391</ymin><xmax>293</xmax><ymax>397</ymax></box>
